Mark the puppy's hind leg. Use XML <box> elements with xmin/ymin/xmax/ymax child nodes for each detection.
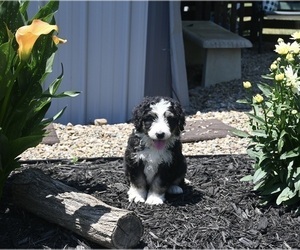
<box><xmin>167</xmin><ymin>185</ymin><xmax>183</xmax><ymax>194</ymax></box>
<box><xmin>167</xmin><ymin>176</ymin><xmax>185</xmax><ymax>194</ymax></box>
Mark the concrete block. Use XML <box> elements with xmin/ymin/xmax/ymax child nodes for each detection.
<box><xmin>182</xmin><ymin>21</ymin><xmax>252</xmax><ymax>87</ymax></box>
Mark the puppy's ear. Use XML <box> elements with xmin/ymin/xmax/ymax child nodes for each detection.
<box><xmin>173</xmin><ymin>100</ymin><xmax>186</xmax><ymax>131</ymax></box>
<box><xmin>132</xmin><ymin>104</ymin><xmax>144</xmax><ymax>132</ymax></box>
<box><xmin>132</xmin><ymin>97</ymin><xmax>152</xmax><ymax>132</ymax></box>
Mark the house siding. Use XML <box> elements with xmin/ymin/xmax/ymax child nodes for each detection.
<box><xmin>27</xmin><ymin>1</ymin><xmax>188</xmax><ymax>125</ymax></box>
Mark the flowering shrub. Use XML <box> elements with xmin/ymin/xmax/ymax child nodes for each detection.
<box><xmin>0</xmin><ymin>1</ymin><xmax>79</xmax><ymax>197</ymax></box>
<box><xmin>238</xmin><ymin>32</ymin><xmax>300</xmax><ymax>209</ymax></box>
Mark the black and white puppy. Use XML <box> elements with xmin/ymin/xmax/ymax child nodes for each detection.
<box><xmin>124</xmin><ymin>96</ymin><xmax>187</xmax><ymax>205</ymax></box>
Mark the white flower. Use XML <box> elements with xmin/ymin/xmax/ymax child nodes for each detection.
<box><xmin>291</xmin><ymin>31</ymin><xmax>300</xmax><ymax>40</ymax></box>
<box><xmin>275</xmin><ymin>41</ymin><xmax>290</xmax><ymax>55</ymax></box>
<box><xmin>284</xmin><ymin>65</ymin><xmax>300</xmax><ymax>94</ymax></box>
<box><xmin>274</xmin><ymin>40</ymin><xmax>300</xmax><ymax>55</ymax></box>
<box><xmin>289</xmin><ymin>41</ymin><xmax>300</xmax><ymax>54</ymax></box>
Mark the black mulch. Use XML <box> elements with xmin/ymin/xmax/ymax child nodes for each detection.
<box><xmin>1</xmin><ymin>155</ymin><xmax>300</xmax><ymax>249</ymax></box>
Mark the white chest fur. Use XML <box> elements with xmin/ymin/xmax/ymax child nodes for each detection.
<box><xmin>136</xmin><ymin>147</ymin><xmax>172</xmax><ymax>184</ymax></box>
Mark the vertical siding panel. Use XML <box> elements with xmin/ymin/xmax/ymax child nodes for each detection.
<box><xmin>85</xmin><ymin>1</ymin><xmax>105</xmax><ymax>123</ymax></box>
<box><xmin>112</xmin><ymin>3</ymin><xmax>131</xmax><ymax>123</ymax></box>
<box><xmin>126</xmin><ymin>2</ymin><xmax>149</xmax><ymax>120</ymax></box>
<box><xmin>46</xmin><ymin>1</ymin><xmax>88</xmax><ymax>124</ymax></box>
<box><xmin>169</xmin><ymin>1</ymin><xmax>189</xmax><ymax>108</ymax></box>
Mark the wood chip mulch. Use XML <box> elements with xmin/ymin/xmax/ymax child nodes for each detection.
<box><xmin>1</xmin><ymin>155</ymin><xmax>300</xmax><ymax>249</ymax></box>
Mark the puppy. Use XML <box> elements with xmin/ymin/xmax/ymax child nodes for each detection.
<box><xmin>124</xmin><ymin>96</ymin><xmax>187</xmax><ymax>205</ymax></box>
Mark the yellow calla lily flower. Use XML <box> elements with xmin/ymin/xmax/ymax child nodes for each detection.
<box><xmin>16</xmin><ymin>19</ymin><xmax>59</xmax><ymax>61</ymax></box>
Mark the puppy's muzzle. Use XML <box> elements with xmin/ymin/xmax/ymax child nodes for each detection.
<box><xmin>155</xmin><ymin>132</ymin><xmax>165</xmax><ymax>140</ymax></box>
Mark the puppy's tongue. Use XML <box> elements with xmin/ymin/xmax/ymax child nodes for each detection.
<box><xmin>153</xmin><ymin>140</ymin><xmax>166</xmax><ymax>150</ymax></box>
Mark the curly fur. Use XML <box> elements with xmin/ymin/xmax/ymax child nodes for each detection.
<box><xmin>124</xmin><ymin>96</ymin><xmax>187</xmax><ymax>205</ymax></box>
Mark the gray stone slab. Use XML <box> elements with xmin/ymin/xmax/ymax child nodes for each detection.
<box><xmin>42</xmin><ymin>123</ymin><xmax>59</xmax><ymax>145</ymax></box>
<box><xmin>181</xmin><ymin>119</ymin><xmax>234</xmax><ymax>143</ymax></box>
<box><xmin>182</xmin><ymin>21</ymin><xmax>252</xmax><ymax>49</ymax></box>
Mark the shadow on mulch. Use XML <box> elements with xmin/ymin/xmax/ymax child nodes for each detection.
<box><xmin>1</xmin><ymin>155</ymin><xmax>300</xmax><ymax>249</ymax></box>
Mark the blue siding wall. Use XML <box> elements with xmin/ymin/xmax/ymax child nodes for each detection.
<box><xmin>27</xmin><ymin>1</ymin><xmax>188</xmax><ymax>125</ymax></box>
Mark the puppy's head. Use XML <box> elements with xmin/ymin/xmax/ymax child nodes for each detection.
<box><xmin>132</xmin><ymin>96</ymin><xmax>185</xmax><ymax>150</ymax></box>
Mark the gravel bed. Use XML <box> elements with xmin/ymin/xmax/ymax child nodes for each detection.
<box><xmin>20</xmin><ymin>45</ymin><xmax>277</xmax><ymax>160</ymax></box>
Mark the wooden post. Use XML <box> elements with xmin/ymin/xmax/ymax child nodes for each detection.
<box><xmin>11</xmin><ymin>168</ymin><xmax>143</xmax><ymax>249</ymax></box>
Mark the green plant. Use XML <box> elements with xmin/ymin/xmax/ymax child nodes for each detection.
<box><xmin>238</xmin><ymin>33</ymin><xmax>300</xmax><ymax>209</ymax></box>
<box><xmin>0</xmin><ymin>0</ymin><xmax>79</xmax><ymax>198</ymax></box>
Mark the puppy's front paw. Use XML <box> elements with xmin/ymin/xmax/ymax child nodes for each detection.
<box><xmin>128</xmin><ymin>186</ymin><xmax>147</xmax><ymax>203</ymax></box>
<box><xmin>145</xmin><ymin>193</ymin><xmax>165</xmax><ymax>205</ymax></box>
<box><xmin>167</xmin><ymin>185</ymin><xmax>183</xmax><ymax>194</ymax></box>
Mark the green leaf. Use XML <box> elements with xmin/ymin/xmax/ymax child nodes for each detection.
<box><xmin>44</xmin><ymin>107</ymin><xmax>67</xmax><ymax>124</ymax></box>
<box><xmin>240</xmin><ymin>175</ymin><xmax>253</xmax><ymax>182</ymax></box>
<box><xmin>257</xmin><ymin>83</ymin><xmax>272</xmax><ymax>97</ymax></box>
<box><xmin>236</xmin><ymin>99</ymin><xmax>250</xmax><ymax>104</ymax></box>
<box><xmin>261</xmin><ymin>183</ymin><xmax>283</xmax><ymax>195</ymax></box>
<box><xmin>254</xmin><ymin>180</ymin><xmax>264</xmax><ymax>190</ymax></box>
<box><xmin>40</xmin><ymin>52</ymin><xmax>56</xmax><ymax>84</ymax></box>
<box><xmin>0</xmin><ymin>1</ymin><xmax>24</xmax><ymax>43</ymax></box>
<box><xmin>19</xmin><ymin>1</ymin><xmax>29</xmax><ymax>20</ymax></box>
<box><xmin>247</xmin><ymin>147</ymin><xmax>262</xmax><ymax>160</ymax></box>
<box><xmin>294</xmin><ymin>179</ymin><xmax>300</xmax><ymax>192</ymax></box>
<box><xmin>280</xmin><ymin>147</ymin><xmax>300</xmax><ymax>160</ymax></box>
<box><xmin>278</xmin><ymin>130</ymin><xmax>287</xmax><ymax>153</ymax></box>
<box><xmin>261</xmin><ymin>74</ymin><xmax>274</xmax><ymax>80</ymax></box>
<box><xmin>247</xmin><ymin>113</ymin><xmax>265</xmax><ymax>125</ymax></box>
<box><xmin>253</xmin><ymin>167</ymin><xmax>267</xmax><ymax>184</ymax></box>
<box><xmin>53</xmin><ymin>91</ymin><xmax>81</xmax><ymax>98</ymax></box>
<box><xmin>9</xmin><ymin>135</ymin><xmax>43</xmax><ymax>158</ymax></box>
<box><xmin>30</xmin><ymin>34</ymin><xmax>58</xmax><ymax>83</ymax></box>
<box><xmin>48</xmin><ymin>66</ymin><xmax>63</xmax><ymax>95</ymax></box>
<box><xmin>251</xmin><ymin>130</ymin><xmax>268</xmax><ymax>138</ymax></box>
<box><xmin>31</xmin><ymin>0</ymin><xmax>59</xmax><ymax>23</ymax></box>
<box><xmin>276</xmin><ymin>186</ymin><xmax>297</xmax><ymax>205</ymax></box>
<box><xmin>0</xmin><ymin>36</ymin><xmax>15</xmax><ymax>77</ymax></box>
<box><xmin>231</xmin><ymin>128</ymin><xmax>250</xmax><ymax>138</ymax></box>
<box><xmin>276</xmin><ymin>105</ymin><xmax>282</xmax><ymax>116</ymax></box>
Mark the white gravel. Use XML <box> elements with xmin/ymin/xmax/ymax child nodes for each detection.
<box><xmin>19</xmin><ymin>46</ymin><xmax>277</xmax><ymax>161</ymax></box>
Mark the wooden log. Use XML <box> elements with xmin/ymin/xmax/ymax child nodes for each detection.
<box><xmin>11</xmin><ymin>168</ymin><xmax>143</xmax><ymax>249</ymax></box>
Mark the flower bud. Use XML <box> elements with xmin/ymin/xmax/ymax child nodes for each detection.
<box><xmin>270</xmin><ymin>63</ymin><xmax>277</xmax><ymax>70</ymax></box>
<box><xmin>253</xmin><ymin>94</ymin><xmax>264</xmax><ymax>104</ymax></box>
<box><xmin>286</xmin><ymin>53</ymin><xmax>294</xmax><ymax>62</ymax></box>
<box><xmin>291</xmin><ymin>110</ymin><xmax>298</xmax><ymax>115</ymax></box>
<box><xmin>275</xmin><ymin>73</ymin><xmax>285</xmax><ymax>81</ymax></box>
<box><xmin>243</xmin><ymin>81</ymin><xmax>252</xmax><ymax>89</ymax></box>
<box><xmin>277</xmin><ymin>38</ymin><xmax>284</xmax><ymax>43</ymax></box>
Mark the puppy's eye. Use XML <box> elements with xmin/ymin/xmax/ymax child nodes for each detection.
<box><xmin>144</xmin><ymin>115</ymin><xmax>154</xmax><ymax>122</ymax></box>
<box><xmin>143</xmin><ymin>115</ymin><xmax>154</xmax><ymax>129</ymax></box>
<box><xmin>167</xmin><ymin>116</ymin><xmax>178</xmax><ymax>128</ymax></box>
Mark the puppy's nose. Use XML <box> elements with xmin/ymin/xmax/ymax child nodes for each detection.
<box><xmin>156</xmin><ymin>132</ymin><xmax>165</xmax><ymax>139</ymax></box>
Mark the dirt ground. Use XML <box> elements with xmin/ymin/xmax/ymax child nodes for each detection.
<box><xmin>1</xmin><ymin>155</ymin><xmax>300</xmax><ymax>249</ymax></box>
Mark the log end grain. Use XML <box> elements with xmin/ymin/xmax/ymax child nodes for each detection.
<box><xmin>112</xmin><ymin>212</ymin><xmax>144</xmax><ymax>248</ymax></box>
